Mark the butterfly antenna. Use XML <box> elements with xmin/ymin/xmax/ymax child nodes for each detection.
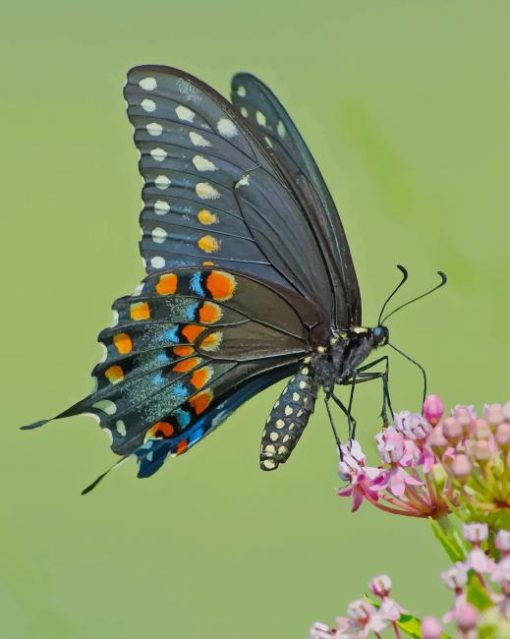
<box><xmin>81</xmin><ymin>456</ymin><xmax>129</xmax><ymax>495</ymax></box>
<box><xmin>377</xmin><ymin>265</ymin><xmax>409</xmax><ymax>325</ymax></box>
<box><xmin>382</xmin><ymin>271</ymin><xmax>447</xmax><ymax>324</ymax></box>
<box><xmin>388</xmin><ymin>342</ymin><xmax>427</xmax><ymax>403</ymax></box>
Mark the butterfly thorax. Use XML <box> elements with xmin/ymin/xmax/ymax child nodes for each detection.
<box><xmin>310</xmin><ymin>325</ymin><xmax>389</xmax><ymax>392</ymax></box>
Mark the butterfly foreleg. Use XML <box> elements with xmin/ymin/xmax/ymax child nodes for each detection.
<box><xmin>260</xmin><ymin>365</ymin><xmax>317</xmax><ymax>470</ymax></box>
<box><xmin>350</xmin><ymin>356</ymin><xmax>393</xmax><ymax>426</ymax></box>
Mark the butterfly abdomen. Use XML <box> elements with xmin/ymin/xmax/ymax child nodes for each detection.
<box><xmin>260</xmin><ymin>364</ymin><xmax>317</xmax><ymax>470</ymax></box>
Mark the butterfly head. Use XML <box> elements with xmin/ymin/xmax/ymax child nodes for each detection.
<box><xmin>371</xmin><ymin>325</ymin><xmax>389</xmax><ymax>347</ymax></box>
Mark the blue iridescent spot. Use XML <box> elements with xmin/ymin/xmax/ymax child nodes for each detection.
<box><xmin>152</xmin><ymin>372</ymin><xmax>165</xmax><ymax>385</ymax></box>
<box><xmin>171</xmin><ymin>382</ymin><xmax>189</xmax><ymax>400</ymax></box>
<box><xmin>159</xmin><ymin>326</ymin><xmax>179</xmax><ymax>344</ymax></box>
<box><xmin>174</xmin><ymin>408</ymin><xmax>191</xmax><ymax>429</ymax></box>
<box><xmin>185</xmin><ymin>301</ymin><xmax>200</xmax><ymax>322</ymax></box>
<box><xmin>190</xmin><ymin>272</ymin><xmax>204</xmax><ymax>297</ymax></box>
<box><xmin>155</xmin><ymin>351</ymin><xmax>170</xmax><ymax>364</ymax></box>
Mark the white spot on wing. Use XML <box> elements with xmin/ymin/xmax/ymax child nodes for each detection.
<box><xmin>132</xmin><ymin>283</ymin><xmax>144</xmax><ymax>296</ymax></box>
<box><xmin>154</xmin><ymin>200</ymin><xmax>170</xmax><ymax>215</ymax></box>
<box><xmin>93</xmin><ymin>400</ymin><xmax>117</xmax><ymax>416</ymax></box>
<box><xmin>189</xmin><ymin>132</ymin><xmax>211</xmax><ymax>147</ymax></box>
<box><xmin>150</xmin><ymin>147</ymin><xmax>167</xmax><ymax>161</ymax></box>
<box><xmin>141</xmin><ymin>98</ymin><xmax>156</xmax><ymax>112</ymax></box>
<box><xmin>195</xmin><ymin>182</ymin><xmax>220</xmax><ymax>200</ymax></box>
<box><xmin>235</xmin><ymin>174</ymin><xmax>250</xmax><ymax>189</ymax></box>
<box><xmin>175</xmin><ymin>105</ymin><xmax>195</xmax><ymax>122</ymax></box>
<box><xmin>152</xmin><ymin>227</ymin><xmax>168</xmax><ymax>244</ymax></box>
<box><xmin>256</xmin><ymin>111</ymin><xmax>266</xmax><ymax>126</ymax></box>
<box><xmin>116</xmin><ymin>420</ymin><xmax>127</xmax><ymax>437</ymax></box>
<box><xmin>139</xmin><ymin>77</ymin><xmax>157</xmax><ymax>91</ymax></box>
<box><xmin>192</xmin><ymin>155</ymin><xmax>217</xmax><ymax>171</ymax></box>
<box><xmin>236</xmin><ymin>85</ymin><xmax>246</xmax><ymax>97</ymax></box>
<box><xmin>217</xmin><ymin>118</ymin><xmax>238</xmax><ymax>138</ymax></box>
<box><xmin>151</xmin><ymin>256</ymin><xmax>165</xmax><ymax>269</ymax></box>
<box><xmin>98</xmin><ymin>342</ymin><xmax>108</xmax><ymax>363</ymax></box>
<box><xmin>109</xmin><ymin>310</ymin><xmax>119</xmax><ymax>327</ymax></box>
<box><xmin>147</xmin><ymin>122</ymin><xmax>162</xmax><ymax>136</ymax></box>
<box><xmin>277</xmin><ymin>120</ymin><xmax>286</xmax><ymax>138</ymax></box>
<box><xmin>240</xmin><ymin>107</ymin><xmax>248</xmax><ymax>117</ymax></box>
<box><xmin>155</xmin><ymin>175</ymin><xmax>170</xmax><ymax>189</ymax></box>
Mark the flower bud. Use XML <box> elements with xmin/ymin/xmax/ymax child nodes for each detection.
<box><xmin>504</xmin><ymin>402</ymin><xmax>510</xmax><ymax>422</ymax></box>
<box><xmin>463</xmin><ymin>522</ymin><xmax>488</xmax><ymax>544</ymax></box>
<box><xmin>496</xmin><ymin>530</ymin><xmax>510</xmax><ymax>554</ymax></box>
<box><xmin>369</xmin><ymin>574</ymin><xmax>392</xmax><ymax>598</ymax></box>
<box><xmin>428</xmin><ymin>426</ymin><xmax>448</xmax><ymax>454</ymax></box>
<box><xmin>451</xmin><ymin>454</ymin><xmax>472</xmax><ymax>480</ymax></box>
<box><xmin>442</xmin><ymin>417</ymin><xmax>462</xmax><ymax>443</ymax></box>
<box><xmin>473</xmin><ymin>418</ymin><xmax>492</xmax><ymax>440</ymax></box>
<box><xmin>421</xmin><ymin>616</ymin><xmax>443</xmax><ymax>639</ymax></box>
<box><xmin>347</xmin><ymin>600</ymin><xmax>376</xmax><ymax>623</ymax></box>
<box><xmin>496</xmin><ymin>423</ymin><xmax>510</xmax><ymax>449</ymax></box>
<box><xmin>422</xmin><ymin>395</ymin><xmax>444</xmax><ymax>426</ymax></box>
<box><xmin>485</xmin><ymin>403</ymin><xmax>504</xmax><ymax>427</ymax></box>
<box><xmin>441</xmin><ymin>563</ymin><xmax>468</xmax><ymax>589</ymax></box>
<box><xmin>473</xmin><ymin>439</ymin><xmax>492</xmax><ymax>462</ymax></box>
<box><xmin>453</xmin><ymin>603</ymin><xmax>479</xmax><ymax>632</ymax></box>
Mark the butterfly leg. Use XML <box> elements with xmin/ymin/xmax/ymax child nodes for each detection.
<box><xmin>260</xmin><ymin>365</ymin><xmax>317</xmax><ymax>470</ymax></box>
<box><xmin>353</xmin><ymin>356</ymin><xmax>393</xmax><ymax>426</ymax></box>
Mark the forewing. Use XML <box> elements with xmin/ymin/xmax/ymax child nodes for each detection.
<box><xmin>124</xmin><ymin>66</ymin><xmax>335</xmax><ymax>322</ymax></box>
<box><xmin>231</xmin><ymin>73</ymin><xmax>361</xmax><ymax>327</ymax></box>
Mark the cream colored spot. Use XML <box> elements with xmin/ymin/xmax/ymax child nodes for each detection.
<box><xmin>98</xmin><ymin>342</ymin><xmax>108</xmax><ymax>362</ymax></box>
<box><xmin>192</xmin><ymin>155</ymin><xmax>217</xmax><ymax>171</ymax></box>
<box><xmin>302</xmin><ymin>367</ymin><xmax>309</xmax><ymax>375</ymax></box>
<box><xmin>139</xmin><ymin>77</ymin><xmax>157</xmax><ymax>91</ymax></box>
<box><xmin>175</xmin><ymin>105</ymin><xmax>195</xmax><ymax>122</ymax></box>
<box><xmin>277</xmin><ymin>120</ymin><xmax>286</xmax><ymax>138</ymax></box>
<box><xmin>195</xmin><ymin>182</ymin><xmax>220</xmax><ymax>200</ymax></box>
<box><xmin>292</xmin><ymin>392</ymin><xmax>300</xmax><ymax>402</ymax></box>
<box><xmin>262</xmin><ymin>459</ymin><xmax>276</xmax><ymax>469</ymax></box>
<box><xmin>278</xmin><ymin>445</ymin><xmax>288</xmax><ymax>455</ymax></box>
<box><xmin>150</xmin><ymin>147</ymin><xmax>167</xmax><ymax>162</ymax></box>
<box><xmin>276</xmin><ymin>419</ymin><xmax>285</xmax><ymax>429</ymax></box>
<box><xmin>256</xmin><ymin>111</ymin><xmax>266</xmax><ymax>126</ymax></box>
<box><xmin>93</xmin><ymin>400</ymin><xmax>117</xmax><ymax>415</ymax></box>
<box><xmin>236</xmin><ymin>85</ymin><xmax>246</xmax><ymax>97</ymax></box>
<box><xmin>190</xmin><ymin>131</ymin><xmax>211</xmax><ymax>147</ymax></box>
<box><xmin>152</xmin><ymin>227</ymin><xmax>168</xmax><ymax>244</ymax></box>
<box><xmin>264</xmin><ymin>444</ymin><xmax>276</xmax><ymax>454</ymax></box>
<box><xmin>240</xmin><ymin>107</ymin><xmax>248</xmax><ymax>117</ymax></box>
<box><xmin>132</xmin><ymin>283</ymin><xmax>144</xmax><ymax>296</ymax></box>
<box><xmin>235</xmin><ymin>174</ymin><xmax>250</xmax><ymax>189</ymax></box>
<box><xmin>264</xmin><ymin>136</ymin><xmax>273</xmax><ymax>148</ymax></box>
<box><xmin>155</xmin><ymin>175</ymin><xmax>170</xmax><ymax>189</ymax></box>
<box><xmin>289</xmin><ymin>423</ymin><xmax>296</xmax><ymax>431</ymax></box>
<box><xmin>283</xmin><ymin>434</ymin><xmax>290</xmax><ymax>443</ymax></box>
<box><xmin>151</xmin><ymin>256</ymin><xmax>165</xmax><ymax>269</ymax></box>
<box><xmin>116</xmin><ymin>420</ymin><xmax>127</xmax><ymax>436</ymax></box>
<box><xmin>154</xmin><ymin>200</ymin><xmax>170</xmax><ymax>215</ymax></box>
<box><xmin>217</xmin><ymin>117</ymin><xmax>238</xmax><ymax>138</ymax></box>
<box><xmin>284</xmin><ymin>406</ymin><xmax>293</xmax><ymax>416</ymax></box>
<box><xmin>109</xmin><ymin>310</ymin><xmax>119</xmax><ymax>327</ymax></box>
<box><xmin>147</xmin><ymin>122</ymin><xmax>162</xmax><ymax>136</ymax></box>
<box><xmin>269</xmin><ymin>432</ymin><xmax>279</xmax><ymax>442</ymax></box>
<box><xmin>142</xmin><ymin>98</ymin><xmax>156</xmax><ymax>112</ymax></box>
<box><xmin>299</xmin><ymin>381</ymin><xmax>307</xmax><ymax>389</ymax></box>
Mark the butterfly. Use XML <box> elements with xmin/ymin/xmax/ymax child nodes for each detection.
<box><xmin>23</xmin><ymin>66</ymin><xmax>446</xmax><ymax>492</ymax></box>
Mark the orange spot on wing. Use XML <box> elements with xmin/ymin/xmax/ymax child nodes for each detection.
<box><xmin>173</xmin><ymin>345</ymin><xmax>194</xmax><ymax>357</ymax></box>
<box><xmin>206</xmin><ymin>271</ymin><xmax>236</xmax><ymax>301</ymax></box>
<box><xmin>190</xmin><ymin>366</ymin><xmax>212</xmax><ymax>389</ymax></box>
<box><xmin>105</xmin><ymin>365</ymin><xmax>124</xmax><ymax>384</ymax></box>
<box><xmin>130</xmin><ymin>301</ymin><xmax>150</xmax><ymax>321</ymax></box>
<box><xmin>146</xmin><ymin>421</ymin><xmax>175</xmax><ymax>440</ymax></box>
<box><xmin>201</xmin><ymin>331</ymin><xmax>223</xmax><ymax>351</ymax></box>
<box><xmin>198</xmin><ymin>235</ymin><xmax>220</xmax><ymax>253</ymax></box>
<box><xmin>199</xmin><ymin>301</ymin><xmax>222</xmax><ymax>324</ymax></box>
<box><xmin>156</xmin><ymin>273</ymin><xmax>177</xmax><ymax>295</ymax></box>
<box><xmin>181</xmin><ymin>324</ymin><xmax>205</xmax><ymax>343</ymax></box>
<box><xmin>176</xmin><ymin>440</ymin><xmax>188</xmax><ymax>455</ymax></box>
<box><xmin>113</xmin><ymin>333</ymin><xmax>133</xmax><ymax>355</ymax></box>
<box><xmin>197</xmin><ymin>209</ymin><xmax>218</xmax><ymax>225</ymax></box>
<box><xmin>172</xmin><ymin>357</ymin><xmax>201</xmax><ymax>373</ymax></box>
<box><xmin>189</xmin><ymin>389</ymin><xmax>213</xmax><ymax>415</ymax></box>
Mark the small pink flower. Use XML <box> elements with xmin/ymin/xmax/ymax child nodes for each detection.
<box><xmin>441</xmin><ymin>563</ymin><xmax>468</xmax><ymax>590</ymax></box>
<box><xmin>484</xmin><ymin>403</ymin><xmax>505</xmax><ymax>427</ymax></box>
<box><xmin>369</xmin><ymin>575</ymin><xmax>392</xmax><ymax>598</ymax></box>
<box><xmin>337</xmin><ymin>465</ymin><xmax>385</xmax><ymax>512</ymax></box>
<box><xmin>382</xmin><ymin>465</ymin><xmax>422</xmax><ymax>498</ymax></box>
<box><xmin>467</xmin><ymin>548</ymin><xmax>495</xmax><ymax>574</ymax></box>
<box><xmin>451</xmin><ymin>404</ymin><xmax>477</xmax><ymax>421</ymax></box>
<box><xmin>495</xmin><ymin>530</ymin><xmax>510</xmax><ymax>555</ymax></box>
<box><xmin>423</xmin><ymin>395</ymin><xmax>444</xmax><ymax>426</ymax></box>
<box><xmin>342</xmin><ymin>600</ymin><xmax>388</xmax><ymax>638</ymax></box>
<box><xmin>442</xmin><ymin>417</ymin><xmax>463</xmax><ymax>443</ymax></box>
<box><xmin>376</xmin><ymin>428</ymin><xmax>406</xmax><ymax>464</ymax></box>
<box><xmin>421</xmin><ymin>616</ymin><xmax>443</xmax><ymax>639</ymax></box>
<box><xmin>394</xmin><ymin>411</ymin><xmax>432</xmax><ymax>440</ymax></box>
<box><xmin>463</xmin><ymin>522</ymin><xmax>488</xmax><ymax>545</ymax></box>
<box><xmin>491</xmin><ymin>556</ymin><xmax>510</xmax><ymax>586</ymax></box>
<box><xmin>309</xmin><ymin>622</ymin><xmax>334</xmax><ymax>639</ymax></box>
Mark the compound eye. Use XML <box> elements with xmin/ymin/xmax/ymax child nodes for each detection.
<box><xmin>373</xmin><ymin>326</ymin><xmax>387</xmax><ymax>344</ymax></box>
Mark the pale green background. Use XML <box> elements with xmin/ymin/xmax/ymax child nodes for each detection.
<box><xmin>1</xmin><ymin>1</ymin><xmax>509</xmax><ymax>638</ymax></box>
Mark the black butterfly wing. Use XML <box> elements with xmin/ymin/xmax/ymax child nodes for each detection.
<box><xmin>124</xmin><ymin>65</ymin><xmax>337</xmax><ymax>325</ymax></box>
<box><xmin>30</xmin><ymin>267</ymin><xmax>326</xmax><ymax>479</ymax></box>
<box><xmin>230</xmin><ymin>73</ymin><xmax>361</xmax><ymax>328</ymax></box>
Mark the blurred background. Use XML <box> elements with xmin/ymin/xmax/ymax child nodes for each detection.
<box><xmin>1</xmin><ymin>1</ymin><xmax>508</xmax><ymax>637</ymax></box>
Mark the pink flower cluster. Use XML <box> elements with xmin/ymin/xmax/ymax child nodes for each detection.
<box><xmin>310</xmin><ymin>524</ymin><xmax>510</xmax><ymax>639</ymax></box>
<box><xmin>338</xmin><ymin>397</ymin><xmax>510</xmax><ymax>519</ymax></box>
<box><xmin>309</xmin><ymin>575</ymin><xmax>403</xmax><ymax>639</ymax></box>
